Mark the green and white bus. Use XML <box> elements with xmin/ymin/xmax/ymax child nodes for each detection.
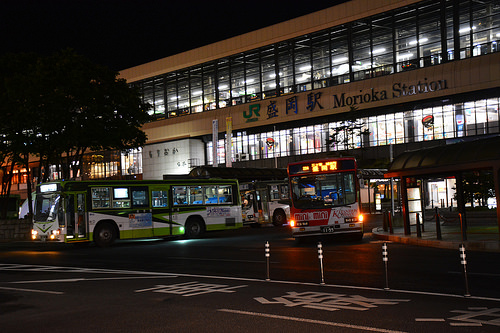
<box><xmin>32</xmin><ymin>179</ymin><xmax>242</xmax><ymax>246</ymax></box>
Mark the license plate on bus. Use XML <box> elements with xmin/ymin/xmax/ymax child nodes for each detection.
<box><xmin>320</xmin><ymin>226</ymin><xmax>335</xmax><ymax>233</ymax></box>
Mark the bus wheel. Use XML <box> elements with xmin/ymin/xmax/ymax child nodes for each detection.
<box><xmin>94</xmin><ymin>223</ymin><xmax>116</xmax><ymax>247</ymax></box>
<box><xmin>272</xmin><ymin>210</ymin><xmax>286</xmax><ymax>227</ymax></box>
<box><xmin>185</xmin><ymin>218</ymin><xmax>205</xmax><ymax>238</ymax></box>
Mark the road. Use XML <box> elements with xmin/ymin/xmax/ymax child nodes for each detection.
<box><xmin>1</xmin><ymin>215</ymin><xmax>499</xmax><ymax>332</ymax></box>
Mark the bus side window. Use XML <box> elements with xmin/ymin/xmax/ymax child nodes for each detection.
<box><xmin>132</xmin><ymin>188</ymin><xmax>149</xmax><ymax>208</ymax></box>
<box><xmin>152</xmin><ymin>190</ymin><xmax>168</xmax><ymax>207</ymax></box>
<box><xmin>280</xmin><ymin>185</ymin><xmax>289</xmax><ymax>199</ymax></box>
<box><xmin>269</xmin><ymin>185</ymin><xmax>280</xmax><ymax>200</ymax></box>
<box><xmin>172</xmin><ymin>186</ymin><xmax>187</xmax><ymax>205</ymax></box>
<box><xmin>91</xmin><ymin>187</ymin><xmax>110</xmax><ymax>209</ymax></box>
<box><xmin>219</xmin><ymin>185</ymin><xmax>232</xmax><ymax>204</ymax></box>
<box><xmin>204</xmin><ymin>186</ymin><xmax>217</xmax><ymax>204</ymax></box>
<box><xmin>188</xmin><ymin>186</ymin><xmax>204</xmax><ymax>204</ymax></box>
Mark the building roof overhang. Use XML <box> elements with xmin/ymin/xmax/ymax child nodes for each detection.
<box><xmin>385</xmin><ymin>135</ymin><xmax>500</xmax><ymax>178</ymax></box>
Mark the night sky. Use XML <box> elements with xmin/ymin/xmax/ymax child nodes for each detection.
<box><xmin>1</xmin><ymin>0</ymin><xmax>349</xmax><ymax>72</ymax></box>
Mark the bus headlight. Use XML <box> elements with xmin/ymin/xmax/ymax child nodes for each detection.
<box><xmin>358</xmin><ymin>214</ymin><xmax>364</xmax><ymax>222</ymax></box>
<box><xmin>31</xmin><ymin>229</ymin><xmax>38</xmax><ymax>240</ymax></box>
<box><xmin>289</xmin><ymin>219</ymin><xmax>296</xmax><ymax>227</ymax></box>
<box><xmin>50</xmin><ymin>229</ymin><xmax>60</xmax><ymax>240</ymax></box>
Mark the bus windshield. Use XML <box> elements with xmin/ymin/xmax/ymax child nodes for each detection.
<box><xmin>34</xmin><ymin>193</ymin><xmax>61</xmax><ymax>222</ymax></box>
<box><xmin>291</xmin><ymin>172</ymin><xmax>356</xmax><ymax>209</ymax></box>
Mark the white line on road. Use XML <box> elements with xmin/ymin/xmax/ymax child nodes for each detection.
<box><xmin>0</xmin><ymin>286</ymin><xmax>64</xmax><ymax>295</ymax></box>
<box><xmin>449</xmin><ymin>322</ymin><xmax>483</xmax><ymax>327</ymax></box>
<box><xmin>3</xmin><ymin>263</ymin><xmax>500</xmax><ymax>302</ymax></box>
<box><xmin>414</xmin><ymin>318</ymin><xmax>446</xmax><ymax>322</ymax></box>
<box><xmin>218</xmin><ymin>309</ymin><xmax>408</xmax><ymax>333</ymax></box>
<box><xmin>10</xmin><ymin>275</ymin><xmax>177</xmax><ymax>284</ymax></box>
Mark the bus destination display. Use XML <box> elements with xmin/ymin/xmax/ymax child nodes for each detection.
<box><xmin>288</xmin><ymin>159</ymin><xmax>355</xmax><ymax>175</ymax></box>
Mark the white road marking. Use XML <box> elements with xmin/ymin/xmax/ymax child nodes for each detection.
<box><xmin>2</xmin><ymin>263</ymin><xmax>500</xmax><ymax>302</ymax></box>
<box><xmin>0</xmin><ymin>286</ymin><xmax>64</xmax><ymax>295</ymax></box>
<box><xmin>415</xmin><ymin>318</ymin><xmax>445</xmax><ymax>322</ymax></box>
<box><xmin>449</xmin><ymin>322</ymin><xmax>483</xmax><ymax>327</ymax></box>
<box><xmin>218</xmin><ymin>309</ymin><xmax>408</xmax><ymax>333</ymax></box>
<box><xmin>136</xmin><ymin>281</ymin><xmax>247</xmax><ymax>296</ymax></box>
<box><xmin>11</xmin><ymin>276</ymin><xmax>176</xmax><ymax>284</ymax></box>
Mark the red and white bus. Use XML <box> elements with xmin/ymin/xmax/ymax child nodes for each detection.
<box><xmin>287</xmin><ymin>157</ymin><xmax>364</xmax><ymax>240</ymax></box>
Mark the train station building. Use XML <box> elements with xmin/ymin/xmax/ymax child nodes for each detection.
<box><xmin>117</xmin><ymin>0</ymin><xmax>499</xmax><ymax>209</ymax></box>
<box><xmin>7</xmin><ymin>0</ymin><xmax>500</xmax><ymax>211</ymax></box>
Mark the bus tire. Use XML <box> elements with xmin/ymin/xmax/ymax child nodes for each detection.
<box><xmin>185</xmin><ymin>217</ymin><xmax>205</xmax><ymax>239</ymax></box>
<box><xmin>94</xmin><ymin>222</ymin><xmax>117</xmax><ymax>247</ymax></box>
<box><xmin>272</xmin><ymin>209</ymin><xmax>287</xmax><ymax>227</ymax></box>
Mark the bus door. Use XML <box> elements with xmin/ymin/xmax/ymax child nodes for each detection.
<box><xmin>151</xmin><ymin>187</ymin><xmax>172</xmax><ymax>236</ymax></box>
<box><xmin>65</xmin><ymin>192</ymin><xmax>88</xmax><ymax>242</ymax></box>
<box><xmin>256</xmin><ymin>187</ymin><xmax>269</xmax><ymax>223</ymax></box>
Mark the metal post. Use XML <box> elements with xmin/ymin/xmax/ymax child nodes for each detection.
<box><xmin>265</xmin><ymin>241</ymin><xmax>270</xmax><ymax>281</ymax></box>
<box><xmin>382</xmin><ymin>242</ymin><xmax>389</xmax><ymax>290</ymax></box>
<box><xmin>317</xmin><ymin>242</ymin><xmax>325</xmax><ymax>285</ymax></box>
<box><xmin>383</xmin><ymin>210</ymin><xmax>388</xmax><ymax>232</ymax></box>
<box><xmin>459</xmin><ymin>213</ymin><xmax>467</xmax><ymax>242</ymax></box>
<box><xmin>459</xmin><ymin>244</ymin><xmax>471</xmax><ymax>297</ymax></box>
<box><xmin>416</xmin><ymin>213</ymin><xmax>422</xmax><ymax>238</ymax></box>
<box><xmin>388</xmin><ymin>211</ymin><xmax>393</xmax><ymax>234</ymax></box>
<box><xmin>435</xmin><ymin>207</ymin><xmax>442</xmax><ymax>240</ymax></box>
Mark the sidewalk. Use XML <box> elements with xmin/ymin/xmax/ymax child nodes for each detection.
<box><xmin>371</xmin><ymin>213</ymin><xmax>500</xmax><ymax>252</ymax></box>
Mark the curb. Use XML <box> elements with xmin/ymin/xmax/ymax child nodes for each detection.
<box><xmin>372</xmin><ymin>228</ymin><xmax>500</xmax><ymax>252</ymax></box>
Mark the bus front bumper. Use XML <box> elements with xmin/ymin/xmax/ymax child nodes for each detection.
<box><xmin>291</xmin><ymin>223</ymin><xmax>363</xmax><ymax>238</ymax></box>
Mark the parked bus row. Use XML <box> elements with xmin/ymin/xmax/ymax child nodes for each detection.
<box><xmin>30</xmin><ymin>157</ymin><xmax>364</xmax><ymax>246</ymax></box>
<box><xmin>31</xmin><ymin>179</ymin><xmax>242</xmax><ymax>246</ymax></box>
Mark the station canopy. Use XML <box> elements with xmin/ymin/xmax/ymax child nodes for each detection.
<box><xmin>385</xmin><ymin>135</ymin><xmax>500</xmax><ymax>178</ymax></box>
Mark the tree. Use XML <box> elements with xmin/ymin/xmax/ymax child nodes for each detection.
<box><xmin>0</xmin><ymin>49</ymin><xmax>151</xmax><ymax>218</ymax></box>
<box><xmin>0</xmin><ymin>52</ymin><xmax>42</xmax><ymax>218</ymax></box>
<box><xmin>326</xmin><ymin>106</ymin><xmax>369</xmax><ymax>152</ymax></box>
<box><xmin>456</xmin><ymin>171</ymin><xmax>495</xmax><ymax>208</ymax></box>
<box><xmin>34</xmin><ymin>49</ymin><xmax>152</xmax><ymax>180</ymax></box>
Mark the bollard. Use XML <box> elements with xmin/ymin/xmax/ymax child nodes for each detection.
<box><xmin>388</xmin><ymin>211</ymin><xmax>393</xmax><ymax>234</ymax></box>
<box><xmin>265</xmin><ymin>241</ymin><xmax>270</xmax><ymax>281</ymax></box>
<box><xmin>459</xmin><ymin>244</ymin><xmax>471</xmax><ymax>297</ymax></box>
<box><xmin>416</xmin><ymin>213</ymin><xmax>422</xmax><ymax>238</ymax></box>
<box><xmin>383</xmin><ymin>211</ymin><xmax>388</xmax><ymax>232</ymax></box>
<box><xmin>317</xmin><ymin>242</ymin><xmax>325</xmax><ymax>285</ymax></box>
<box><xmin>435</xmin><ymin>207</ymin><xmax>442</xmax><ymax>240</ymax></box>
<box><xmin>382</xmin><ymin>242</ymin><xmax>389</xmax><ymax>290</ymax></box>
<box><xmin>459</xmin><ymin>213</ymin><xmax>467</xmax><ymax>242</ymax></box>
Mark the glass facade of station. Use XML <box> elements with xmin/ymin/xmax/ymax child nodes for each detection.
<box><xmin>208</xmin><ymin>97</ymin><xmax>500</xmax><ymax>164</ymax></box>
<box><xmin>132</xmin><ymin>0</ymin><xmax>500</xmax><ymax>120</ymax></box>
